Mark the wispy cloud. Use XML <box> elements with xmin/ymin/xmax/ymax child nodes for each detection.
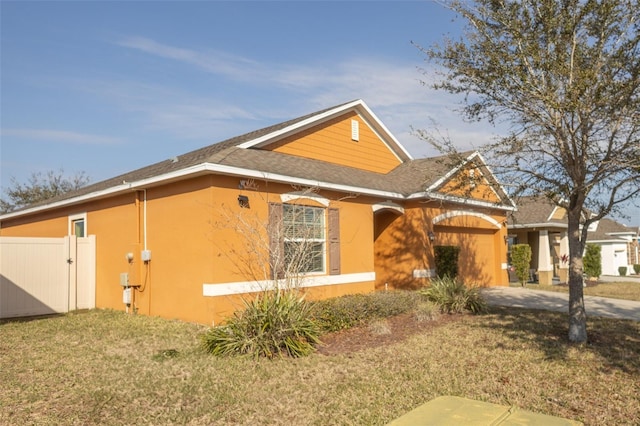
<box><xmin>116</xmin><ymin>36</ymin><xmax>262</xmax><ymax>81</ymax></box>
<box><xmin>70</xmin><ymin>78</ymin><xmax>260</xmax><ymax>140</ymax></box>
<box><xmin>108</xmin><ymin>35</ymin><xmax>499</xmax><ymax>151</ymax></box>
<box><xmin>1</xmin><ymin>128</ymin><xmax>122</xmax><ymax>145</ymax></box>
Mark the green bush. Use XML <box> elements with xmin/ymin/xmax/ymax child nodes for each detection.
<box><xmin>201</xmin><ymin>290</ymin><xmax>321</xmax><ymax>358</ymax></box>
<box><xmin>634</xmin><ymin>264</ymin><xmax>640</xmax><ymax>275</ymax></box>
<box><xmin>310</xmin><ymin>290</ymin><xmax>421</xmax><ymax>332</ymax></box>
<box><xmin>618</xmin><ymin>266</ymin><xmax>627</xmax><ymax>276</ymax></box>
<box><xmin>420</xmin><ymin>276</ymin><xmax>487</xmax><ymax>314</ymax></box>
<box><xmin>583</xmin><ymin>244</ymin><xmax>602</xmax><ymax>279</ymax></box>
<box><xmin>510</xmin><ymin>244</ymin><xmax>532</xmax><ymax>286</ymax></box>
<box><xmin>434</xmin><ymin>245</ymin><xmax>460</xmax><ymax>279</ymax></box>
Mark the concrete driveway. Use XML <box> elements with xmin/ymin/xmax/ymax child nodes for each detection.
<box><xmin>481</xmin><ymin>286</ymin><xmax>640</xmax><ymax>321</ymax></box>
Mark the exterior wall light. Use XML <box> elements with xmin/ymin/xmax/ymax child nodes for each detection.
<box><xmin>428</xmin><ymin>231</ymin><xmax>436</xmax><ymax>242</ymax></box>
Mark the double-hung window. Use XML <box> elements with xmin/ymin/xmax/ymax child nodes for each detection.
<box><xmin>282</xmin><ymin>204</ymin><xmax>326</xmax><ymax>274</ymax></box>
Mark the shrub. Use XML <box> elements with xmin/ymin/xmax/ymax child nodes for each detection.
<box><xmin>310</xmin><ymin>290</ymin><xmax>421</xmax><ymax>332</ymax></box>
<box><xmin>413</xmin><ymin>301</ymin><xmax>441</xmax><ymax>322</ymax></box>
<box><xmin>510</xmin><ymin>244</ymin><xmax>532</xmax><ymax>286</ymax></box>
<box><xmin>368</xmin><ymin>319</ymin><xmax>391</xmax><ymax>335</ymax></box>
<box><xmin>583</xmin><ymin>244</ymin><xmax>602</xmax><ymax>279</ymax></box>
<box><xmin>618</xmin><ymin>266</ymin><xmax>627</xmax><ymax>276</ymax></box>
<box><xmin>634</xmin><ymin>264</ymin><xmax>640</xmax><ymax>275</ymax></box>
<box><xmin>434</xmin><ymin>245</ymin><xmax>460</xmax><ymax>279</ymax></box>
<box><xmin>201</xmin><ymin>290</ymin><xmax>321</xmax><ymax>358</ymax></box>
<box><xmin>420</xmin><ymin>276</ymin><xmax>487</xmax><ymax>314</ymax></box>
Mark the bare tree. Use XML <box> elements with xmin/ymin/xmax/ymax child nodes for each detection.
<box><xmin>1</xmin><ymin>170</ymin><xmax>90</xmax><ymax>213</ymax></box>
<box><xmin>211</xmin><ymin>186</ymin><xmax>326</xmax><ymax>293</ymax></box>
<box><xmin>417</xmin><ymin>0</ymin><xmax>640</xmax><ymax>342</ymax></box>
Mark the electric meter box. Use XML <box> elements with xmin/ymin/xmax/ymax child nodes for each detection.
<box><xmin>123</xmin><ymin>287</ymin><xmax>132</xmax><ymax>305</ymax></box>
<box><xmin>120</xmin><ymin>273</ymin><xmax>129</xmax><ymax>287</ymax></box>
<box><xmin>141</xmin><ymin>250</ymin><xmax>152</xmax><ymax>262</ymax></box>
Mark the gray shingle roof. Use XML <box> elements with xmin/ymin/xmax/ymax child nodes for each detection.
<box><xmin>508</xmin><ymin>196</ymin><xmax>565</xmax><ymax>226</ymax></box>
<box><xmin>588</xmin><ymin>218</ymin><xmax>638</xmax><ymax>241</ymax></box>
<box><xmin>5</xmin><ymin>101</ymin><xmax>513</xmax><ymax>214</ymax></box>
<box><xmin>508</xmin><ymin>196</ymin><xmax>638</xmax><ymax>241</ymax></box>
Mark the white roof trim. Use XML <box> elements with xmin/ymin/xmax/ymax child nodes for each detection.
<box><xmin>426</xmin><ymin>151</ymin><xmax>479</xmax><ymax>192</ymax></box>
<box><xmin>280</xmin><ymin>191</ymin><xmax>330</xmax><ymax>207</ymax></box>
<box><xmin>236</xmin><ymin>99</ymin><xmax>413</xmax><ymax>161</ymax></box>
<box><xmin>408</xmin><ymin>190</ymin><xmax>516</xmax><ymax>211</ymax></box>
<box><xmin>546</xmin><ymin>206</ymin><xmax>563</xmax><ymax>222</ymax></box>
<box><xmin>1</xmin><ymin>158</ymin><xmax>518</xmax><ymax>221</ymax></box>
<box><xmin>586</xmin><ymin>239</ymin><xmax>630</xmax><ymax>244</ymax></box>
<box><xmin>372</xmin><ymin>201</ymin><xmax>405</xmax><ymax>214</ymax></box>
<box><xmin>508</xmin><ymin>222</ymin><xmax>568</xmax><ymax>229</ymax></box>
<box><xmin>424</xmin><ymin>151</ymin><xmax>515</xmax><ymax>210</ymax></box>
<box><xmin>432</xmin><ymin>210</ymin><xmax>502</xmax><ymax>229</ymax></box>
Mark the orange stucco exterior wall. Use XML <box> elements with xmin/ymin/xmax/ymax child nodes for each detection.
<box><xmin>374</xmin><ymin>201</ymin><xmax>509</xmax><ymax>290</ymax></box>
<box><xmin>0</xmin><ymin>176</ymin><xmax>379</xmax><ymax>325</ymax></box>
<box><xmin>267</xmin><ymin>112</ymin><xmax>402</xmax><ymax>173</ymax></box>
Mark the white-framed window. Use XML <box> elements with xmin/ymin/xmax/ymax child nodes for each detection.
<box><xmin>68</xmin><ymin>213</ymin><xmax>87</xmax><ymax>237</ymax></box>
<box><xmin>282</xmin><ymin>204</ymin><xmax>326</xmax><ymax>274</ymax></box>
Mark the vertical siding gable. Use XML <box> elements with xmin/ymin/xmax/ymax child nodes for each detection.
<box><xmin>549</xmin><ymin>207</ymin><xmax>567</xmax><ymax>220</ymax></box>
<box><xmin>264</xmin><ymin>111</ymin><xmax>402</xmax><ymax>173</ymax></box>
<box><xmin>437</xmin><ymin>165</ymin><xmax>502</xmax><ymax>203</ymax></box>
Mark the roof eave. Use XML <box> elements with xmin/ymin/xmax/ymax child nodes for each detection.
<box><xmin>408</xmin><ymin>191</ymin><xmax>517</xmax><ymax>212</ymax></box>
<box><xmin>1</xmin><ymin>161</ymin><xmax>522</xmax><ymax>221</ymax></box>
<box><xmin>508</xmin><ymin>222</ymin><xmax>568</xmax><ymax>229</ymax></box>
<box><xmin>0</xmin><ymin>163</ymin><xmax>409</xmax><ymax>220</ymax></box>
<box><xmin>236</xmin><ymin>99</ymin><xmax>413</xmax><ymax>163</ymax></box>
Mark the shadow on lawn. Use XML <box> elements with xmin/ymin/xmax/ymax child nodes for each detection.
<box><xmin>480</xmin><ymin>306</ymin><xmax>640</xmax><ymax>375</ymax></box>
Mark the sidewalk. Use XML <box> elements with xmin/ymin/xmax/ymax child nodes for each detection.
<box><xmin>481</xmin><ymin>286</ymin><xmax>640</xmax><ymax>321</ymax></box>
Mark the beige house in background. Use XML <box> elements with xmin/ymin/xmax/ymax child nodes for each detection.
<box><xmin>507</xmin><ymin>196</ymin><xmax>639</xmax><ymax>284</ymax></box>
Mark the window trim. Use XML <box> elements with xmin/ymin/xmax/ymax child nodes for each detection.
<box><xmin>283</xmin><ymin>203</ymin><xmax>326</xmax><ymax>275</ymax></box>
<box><xmin>68</xmin><ymin>213</ymin><xmax>87</xmax><ymax>237</ymax></box>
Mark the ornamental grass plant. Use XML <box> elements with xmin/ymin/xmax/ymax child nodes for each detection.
<box><xmin>420</xmin><ymin>276</ymin><xmax>488</xmax><ymax>314</ymax></box>
<box><xmin>200</xmin><ymin>290</ymin><xmax>321</xmax><ymax>358</ymax></box>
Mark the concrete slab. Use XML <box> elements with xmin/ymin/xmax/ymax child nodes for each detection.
<box><xmin>387</xmin><ymin>396</ymin><xmax>582</xmax><ymax>425</ymax></box>
<box><xmin>480</xmin><ymin>287</ymin><xmax>640</xmax><ymax>321</ymax></box>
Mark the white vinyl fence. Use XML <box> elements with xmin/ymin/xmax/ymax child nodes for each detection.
<box><xmin>0</xmin><ymin>235</ymin><xmax>96</xmax><ymax>319</ymax></box>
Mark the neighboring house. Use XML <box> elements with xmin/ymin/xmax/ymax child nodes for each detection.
<box><xmin>507</xmin><ymin>196</ymin><xmax>639</xmax><ymax>283</ymax></box>
<box><xmin>0</xmin><ymin>100</ymin><xmax>515</xmax><ymax>324</ymax></box>
<box><xmin>586</xmin><ymin>220</ymin><xmax>639</xmax><ymax>276</ymax></box>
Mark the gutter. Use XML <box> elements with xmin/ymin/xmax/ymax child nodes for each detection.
<box><xmin>1</xmin><ymin>162</ymin><xmax>516</xmax><ymax>221</ymax></box>
<box><xmin>508</xmin><ymin>222</ymin><xmax>568</xmax><ymax>230</ymax></box>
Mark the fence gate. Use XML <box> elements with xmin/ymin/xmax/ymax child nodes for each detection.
<box><xmin>0</xmin><ymin>235</ymin><xmax>96</xmax><ymax>319</ymax></box>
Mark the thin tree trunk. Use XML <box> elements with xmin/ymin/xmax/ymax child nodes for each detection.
<box><xmin>567</xmin><ymin>210</ymin><xmax>587</xmax><ymax>343</ymax></box>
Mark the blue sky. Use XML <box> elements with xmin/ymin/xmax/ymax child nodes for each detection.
<box><xmin>1</xmin><ymin>1</ymin><xmax>638</xmax><ymax>226</ymax></box>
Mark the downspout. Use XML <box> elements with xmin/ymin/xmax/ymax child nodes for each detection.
<box><xmin>142</xmin><ymin>189</ymin><xmax>151</xmax><ymax>315</ymax></box>
<box><xmin>143</xmin><ymin>189</ymin><xmax>148</xmax><ymax>252</ymax></box>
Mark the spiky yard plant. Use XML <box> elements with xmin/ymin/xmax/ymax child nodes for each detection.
<box><xmin>421</xmin><ymin>276</ymin><xmax>487</xmax><ymax>314</ymax></box>
<box><xmin>201</xmin><ymin>290</ymin><xmax>321</xmax><ymax>358</ymax></box>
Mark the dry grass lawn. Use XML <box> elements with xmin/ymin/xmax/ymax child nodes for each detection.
<box><xmin>1</xmin><ymin>306</ymin><xmax>638</xmax><ymax>425</ymax></box>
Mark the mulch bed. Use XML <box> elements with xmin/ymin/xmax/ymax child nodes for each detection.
<box><xmin>316</xmin><ymin>312</ymin><xmax>465</xmax><ymax>356</ymax></box>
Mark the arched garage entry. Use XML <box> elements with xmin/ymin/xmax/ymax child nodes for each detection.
<box><xmin>373</xmin><ymin>203</ymin><xmax>439</xmax><ymax>290</ymax></box>
<box><xmin>432</xmin><ymin>211</ymin><xmax>504</xmax><ymax>286</ymax></box>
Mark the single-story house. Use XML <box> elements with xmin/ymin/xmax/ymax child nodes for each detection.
<box><xmin>507</xmin><ymin>196</ymin><xmax>639</xmax><ymax>283</ymax></box>
<box><xmin>0</xmin><ymin>100</ymin><xmax>515</xmax><ymax>324</ymax></box>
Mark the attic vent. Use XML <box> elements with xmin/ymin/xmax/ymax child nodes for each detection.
<box><xmin>351</xmin><ymin>119</ymin><xmax>359</xmax><ymax>142</ymax></box>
